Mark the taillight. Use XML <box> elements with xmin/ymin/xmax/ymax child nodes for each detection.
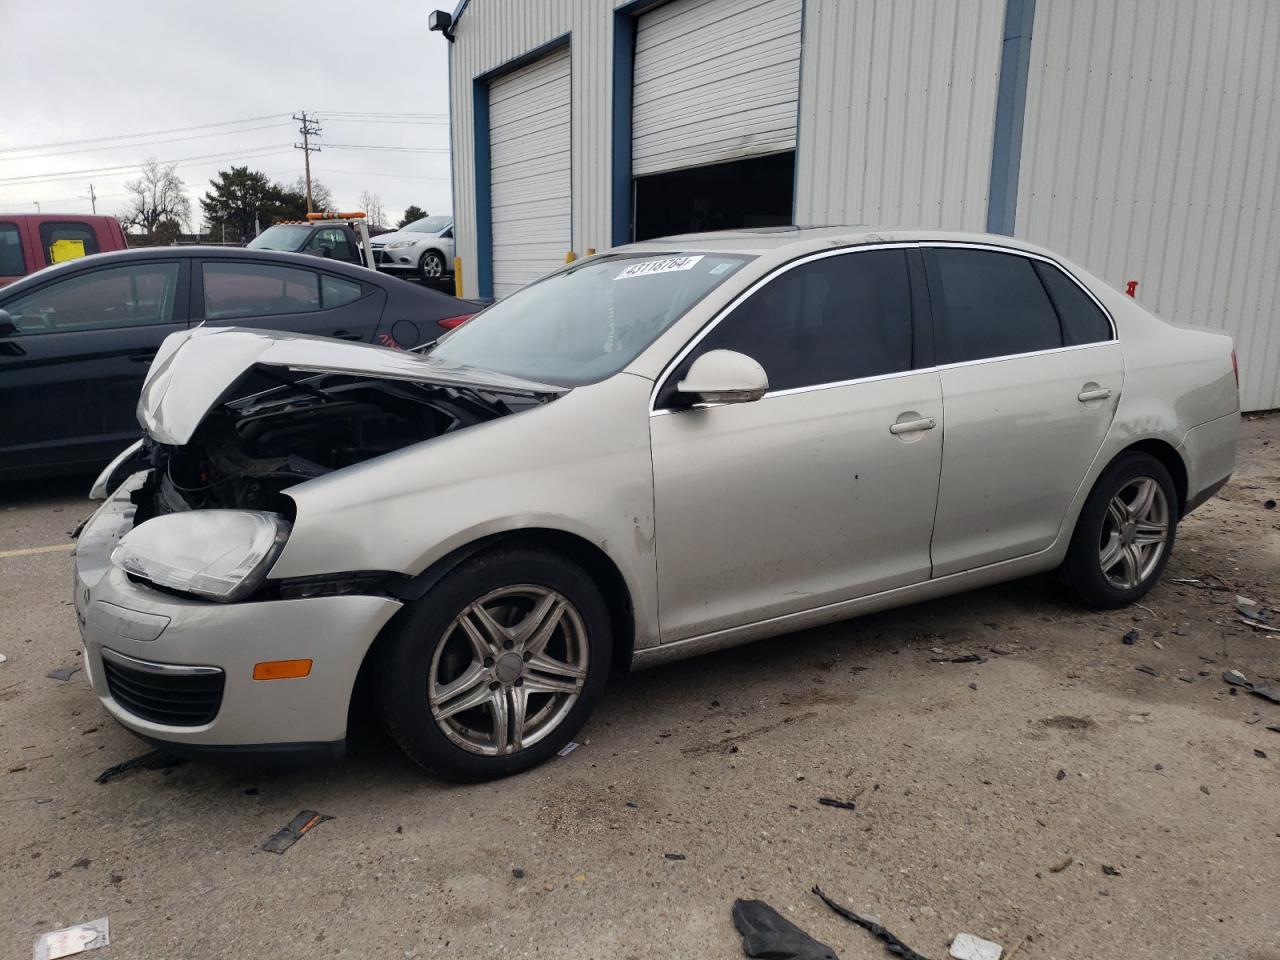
<box><xmin>437</xmin><ymin>313</ymin><xmax>473</xmax><ymax>331</ymax></box>
<box><xmin>1231</xmin><ymin>348</ymin><xmax>1239</xmax><ymax>389</ymax></box>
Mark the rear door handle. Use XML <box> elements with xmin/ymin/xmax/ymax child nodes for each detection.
<box><xmin>1077</xmin><ymin>387</ymin><xmax>1112</xmax><ymax>402</ymax></box>
<box><xmin>889</xmin><ymin>417</ymin><xmax>937</xmax><ymax>435</ymax></box>
<box><xmin>332</xmin><ymin>329</ymin><xmax>362</xmax><ymax>341</ymax></box>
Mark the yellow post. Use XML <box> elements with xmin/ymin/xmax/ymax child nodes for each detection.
<box><xmin>454</xmin><ymin>257</ymin><xmax>464</xmax><ymax>299</ymax></box>
<box><xmin>586</xmin><ymin>247</ymin><xmax>596</xmax><ymax>256</ymax></box>
<box><xmin>565</xmin><ymin>250</ymin><xmax>577</xmax><ymax>263</ymax></box>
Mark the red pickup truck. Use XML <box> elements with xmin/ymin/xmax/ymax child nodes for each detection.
<box><xmin>0</xmin><ymin>214</ymin><xmax>128</xmax><ymax>288</ymax></box>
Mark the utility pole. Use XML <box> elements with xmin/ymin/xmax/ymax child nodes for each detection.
<box><xmin>81</xmin><ymin>184</ymin><xmax>97</xmax><ymax>214</ymax></box>
<box><xmin>32</xmin><ymin>201</ymin><xmax>40</xmax><ymax>213</ymax></box>
<box><xmin>293</xmin><ymin>111</ymin><xmax>323</xmax><ymax>214</ymax></box>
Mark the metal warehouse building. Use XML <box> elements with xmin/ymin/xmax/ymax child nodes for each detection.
<box><xmin>443</xmin><ymin>0</ymin><xmax>1280</xmax><ymax>411</ymax></box>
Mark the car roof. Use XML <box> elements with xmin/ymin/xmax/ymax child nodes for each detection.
<box><xmin>617</xmin><ymin>225</ymin><xmax>1063</xmax><ymax>259</ymax></box>
<box><xmin>0</xmin><ymin>245</ymin><xmax>381</xmax><ymax>292</ymax></box>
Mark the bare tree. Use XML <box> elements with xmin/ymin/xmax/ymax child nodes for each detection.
<box><xmin>121</xmin><ymin>159</ymin><xmax>191</xmax><ymax>238</ymax></box>
<box><xmin>291</xmin><ymin>176</ymin><xmax>332</xmax><ymax>213</ymax></box>
<box><xmin>358</xmin><ymin>189</ymin><xmax>386</xmax><ymax>228</ymax></box>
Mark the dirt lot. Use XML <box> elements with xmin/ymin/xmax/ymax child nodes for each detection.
<box><xmin>2</xmin><ymin>417</ymin><xmax>1277</xmax><ymax>960</ymax></box>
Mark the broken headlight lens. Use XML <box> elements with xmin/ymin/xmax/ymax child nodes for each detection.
<box><xmin>111</xmin><ymin>510</ymin><xmax>291</xmax><ymax>603</ymax></box>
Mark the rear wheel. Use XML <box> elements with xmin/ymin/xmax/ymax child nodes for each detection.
<box><xmin>419</xmin><ymin>250</ymin><xmax>446</xmax><ymax>281</ymax></box>
<box><xmin>377</xmin><ymin>546</ymin><xmax>611</xmax><ymax>780</ymax></box>
<box><xmin>1061</xmin><ymin>452</ymin><xmax>1177</xmax><ymax>608</ymax></box>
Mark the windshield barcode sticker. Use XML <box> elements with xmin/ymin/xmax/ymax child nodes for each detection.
<box><xmin>616</xmin><ymin>255</ymin><xmax>704</xmax><ymax>279</ymax></box>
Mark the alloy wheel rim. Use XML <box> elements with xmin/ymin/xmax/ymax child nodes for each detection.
<box><xmin>428</xmin><ymin>584</ymin><xmax>588</xmax><ymax>756</ymax></box>
<box><xmin>1098</xmin><ymin>476</ymin><xmax>1169</xmax><ymax>590</ymax></box>
<box><xmin>423</xmin><ymin>254</ymin><xmax>443</xmax><ymax>277</ymax></box>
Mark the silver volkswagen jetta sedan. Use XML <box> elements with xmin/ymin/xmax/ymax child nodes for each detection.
<box><xmin>74</xmin><ymin>227</ymin><xmax>1240</xmax><ymax>779</ymax></box>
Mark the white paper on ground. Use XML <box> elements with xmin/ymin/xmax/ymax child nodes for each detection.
<box><xmin>949</xmin><ymin>932</ymin><xmax>1003</xmax><ymax>960</ymax></box>
<box><xmin>33</xmin><ymin>917</ymin><xmax>109</xmax><ymax>960</ymax></box>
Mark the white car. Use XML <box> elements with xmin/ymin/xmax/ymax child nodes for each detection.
<box><xmin>74</xmin><ymin>227</ymin><xmax>1239</xmax><ymax>780</ymax></box>
<box><xmin>369</xmin><ymin>215</ymin><xmax>454</xmax><ymax>281</ymax></box>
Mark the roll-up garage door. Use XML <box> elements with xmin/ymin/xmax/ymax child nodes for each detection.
<box><xmin>489</xmin><ymin>45</ymin><xmax>571</xmax><ymax>299</ymax></box>
<box><xmin>632</xmin><ymin>0</ymin><xmax>803</xmax><ymax>177</ymax></box>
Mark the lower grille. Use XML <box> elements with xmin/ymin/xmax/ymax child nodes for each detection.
<box><xmin>101</xmin><ymin>652</ymin><xmax>224</xmax><ymax>727</ymax></box>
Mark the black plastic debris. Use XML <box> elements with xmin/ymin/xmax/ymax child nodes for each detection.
<box><xmin>732</xmin><ymin>898</ymin><xmax>839</xmax><ymax>960</ymax></box>
<box><xmin>1135</xmin><ymin>665</ymin><xmax>1158</xmax><ymax>677</ymax></box>
<box><xmin>1223</xmin><ymin>669</ymin><xmax>1280</xmax><ymax>704</ymax></box>
<box><xmin>1101</xmin><ymin>864</ymin><xmax>1121</xmax><ymax>877</ymax></box>
<box><xmin>1122</xmin><ymin>630</ymin><xmax>1138</xmax><ymax>645</ymax></box>
<box><xmin>812</xmin><ymin>886</ymin><xmax>932</xmax><ymax>960</ymax></box>
<box><xmin>818</xmin><ymin>797</ymin><xmax>857</xmax><ymax>811</ymax></box>
<box><xmin>47</xmin><ymin>666</ymin><xmax>80</xmax><ymax>682</ymax></box>
<box><xmin>1267</xmin><ymin>725</ymin><xmax>1280</xmax><ymax>734</ymax></box>
<box><xmin>1056</xmin><ymin>769</ymin><xmax>1067</xmax><ymax>781</ymax></box>
<box><xmin>261</xmin><ymin>810</ymin><xmax>333</xmax><ymax>854</ymax></box>
<box><xmin>664</xmin><ymin>853</ymin><xmax>687</xmax><ymax>861</ymax></box>
<box><xmin>95</xmin><ymin>750</ymin><xmax>181</xmax><ymax>785</ymax></box>
<box><xmin>1265</xmin><ymin>499</ymin><xmax>1276</xmax><ymax>510</ymax></box>
<box><xmin>1255</xmin><ymin>749</ymin><xmax>1268</xmax><ymax>759</ymax></box>
<box><xmin>929</xmin><ymin>654</ymin><xmax>987</xmax><ymax>664</ymax></box>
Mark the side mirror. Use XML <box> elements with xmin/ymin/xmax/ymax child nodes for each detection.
<box><xmin>676</xmin><ymin>349</ymin><xmax>768</xmax><ymax>405</ymax></box>
<box><xmin>0</xmin><ymin>308</ymin><xmax>15</xmax><ymax>338</ymax></box>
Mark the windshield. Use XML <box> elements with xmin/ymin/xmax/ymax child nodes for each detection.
<box><xmin>429</xmin><ymin>253</ymin><xmax>752</xmax><ymax>386</ymax></box>
<box><xmin>405</xmin><ymin>216</ymin><xmax>452</xmax><ymax>234</ymax></box>
<box><xmin>247</xmin><ymin>224</ymin><xmax>313</xmax><ymax>251</ymax></box>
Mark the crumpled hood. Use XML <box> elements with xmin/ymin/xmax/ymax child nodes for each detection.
<box><xmin>138</xmin><ymin>326</ymin><xmax>564</xmax><ymax>445</ymax></box>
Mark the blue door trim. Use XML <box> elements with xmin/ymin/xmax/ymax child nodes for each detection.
<box><xmin>987</xmin><ymin>0</ymin><xmax>1036</xmax><ymax>235</ymax></box>
<box><xmin>472</xmin><ymin>33</ymin><xmax>571</xmax><ymax>299</ymax></box>
<box><xmin>611</xmin><ymin>0</ymin><xmax>669</xmax><ymax>247</ymax></box>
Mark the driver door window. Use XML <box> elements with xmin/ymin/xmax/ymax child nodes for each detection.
<box><xmin>5</xmin><ymin>262</ymin><xmax>180</xmax><ymax>333</ymax></box>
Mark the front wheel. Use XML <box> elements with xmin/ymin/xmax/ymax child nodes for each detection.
<box><xmin>377</xmin><ymin>546</ymin><xmax>611</xmax><ymax>780</ymax></box>
<box><xmin>1061</xmin><ymin>451</ymin><xmax>1178</xmax><ymax>608</ymax></box>
<box><xmin>419</xmin><ymin>250</ymin><xmax>446</xmax><ymax>281</ymax></box>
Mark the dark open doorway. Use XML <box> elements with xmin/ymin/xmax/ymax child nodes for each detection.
<box><xmin>632</xmin><ymin>151</ymin><xmax>795</xmax><ymax>242</ymax></box>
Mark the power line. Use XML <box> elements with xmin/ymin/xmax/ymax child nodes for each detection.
<box><xmin>0</xmin><ymin>122</ymin><xmax>294</xmax><ymax>163</ymax></box>
<box><xmin>324</xmin><ymin>144</ymin><xmax>450</xmax><ymax>153</ymax></box>
<box><xmin>313</xmin><ymin>167</ymin><xmax>451</xmax><ymax>181</ymax></box>
<box><xmin>0</xmin><ymin>145</ymin><xmax>296</xmax><ymax>185</ymax></box>
<box><xmin>0</xmin><ymin>113</ymin><xmax>293</xmax><ymax>156</ymax></box>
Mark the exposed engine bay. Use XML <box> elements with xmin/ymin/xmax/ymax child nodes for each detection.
<box><xmin>131</xmin><ymin>371</ymin><xmax>540</xmax><ymax>523</ymax></box>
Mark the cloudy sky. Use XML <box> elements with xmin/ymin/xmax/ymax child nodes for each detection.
<box><xmin>0</xmin><ymin>0</ymin><xmax>453</xmax><ymax>229</ymax></box>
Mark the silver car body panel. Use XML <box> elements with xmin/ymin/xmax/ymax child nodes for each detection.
<box><xmin>75</xmin><ymin>227</ymin><xmax>1239</xmax><ymax>748</ymax></box>
<box><xmin>137</xmin><ymin>325</ymin><xmax>563</xmax><ymax>445</ymax></box>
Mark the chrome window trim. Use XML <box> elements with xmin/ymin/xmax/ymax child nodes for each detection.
<box><xmin>99</xmin><ymin>647</ymin><xmax>222</xmax><ymax>677</ymax></box>
<box><xmin>648</xmin><ymin>239</ymin><xmax>1119</xmax><ymax>416</ymax></box>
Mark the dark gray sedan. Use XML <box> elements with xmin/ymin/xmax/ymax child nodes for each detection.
<box><xmin>0</xmin><ymin>246</ymin><xmax>481</xmax><ymax>481</ymax></box>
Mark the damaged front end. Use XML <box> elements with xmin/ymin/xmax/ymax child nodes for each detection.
<box><xmin>118</xmin><ymin>326</ymin><xmax>565</xmax><ymax>523</ymax></box>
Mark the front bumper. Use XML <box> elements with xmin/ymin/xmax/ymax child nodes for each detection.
<box><xmin>73</xmin><ymin>474</ymin><xmax>402</xmax><ymax>751</ymax></box>
<box><xmin>372</xmin><ymin>245</ymin><xmax>420</xmax><ymax>270</ymax></box>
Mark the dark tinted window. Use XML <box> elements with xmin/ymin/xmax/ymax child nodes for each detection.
<box><xmin>928</xmin><ymin>249</ymin><xmax>1062</xmax><ymax>363</ymax></box>
<box><xmin>320</xmin><ymin>273</ymin><xmax>363</xmax><ymax>308</ymax></box>
<box><xmin>686</xmin><ymin>249</ymin><xmax>913</xmax><ymax>392</ymax></box>
<box><xmin>5</xmin><ymin>263</ymin><xmax>180</xmax><ymax>333</ymax></box>
<box><xmin>0</xmin><ymin>223</ymin><xmax>24</xmax><ymax>276</ymax></box>
<box><xmin>203</xmin><ymin>261</ymin><xmax>321</xmax><ymax>319</ymax></box>
<box><xmin>307</xmin><ymin>227</ymin><xmax>360</xmax><ymax>264</ymax></box>
<box><xmin>1034</xmin><ymin>261</ymin><xmax>1111</xmax><ymax>345</ymax></box>
<box><xmin>38</xmin><ymin>221</ymin><xmax>100</xmax><ymax>266</ymax></box>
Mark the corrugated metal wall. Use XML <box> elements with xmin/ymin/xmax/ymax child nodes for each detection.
<box><xmin>1017</xmin><ymin>0</ymin><xmax>1280</xmax><ymax>411</ymax></box>
<box><xmin>793</xmin><ymin>0</ymin><xmax>1005</xmax><ymax>231</ymax></box>
<box><xmin>449</xmin><ymin>0</ymin><xmax>624</xmax><ymax>298</ymax></box>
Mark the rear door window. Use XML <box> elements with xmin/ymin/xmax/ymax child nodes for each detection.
<box><xmin>925</xmin><ymin>248</ymin><xmax>1063</xmax><ymax>363</ymax></box>
<box><xmin>320</xmin><ymin>274</ymin><xmax>364</xmax><ymax>308</ymax></box>
<box><xmin>1033</xmin><ymin>261</ymin><xmax>1113</xmax><ymax>345</ymax></box>
<box><xmin>0</xmin><ymin>223</ymin><xmax>24</xmax><ymax>276</ymax></box>
<box><xmin>4</xmin><ymin>262</ymin><xmax>181</xmax><ymax>333</ymax></box>
<box><xmin>38</xmin><ymin>221</ymin><xmax>100</xmax><ymax>266</ymax></box>
<box><xmin>202</xmin><ymin>261</ymin><xmax>322</xmax><ymax>319</ymax></box>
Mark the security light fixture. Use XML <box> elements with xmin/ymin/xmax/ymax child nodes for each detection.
<box><xmin>428</xmin><ymin>10</ymin><xmax>454</xmax><ymax>40</ymax></box>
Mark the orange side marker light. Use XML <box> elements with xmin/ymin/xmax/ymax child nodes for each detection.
<box><xmin>253</xmin><ymin>659</ymin><xmax>313</xmax><ymax>681</ymax></box>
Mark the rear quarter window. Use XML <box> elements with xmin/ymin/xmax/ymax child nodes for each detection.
<box><xmin>1033</xmin><ymin>261</ymin><xmax>1113</xmax><ymax>345</ymax></box>
<box><xmin>0</xmin><ymin>223</ymin><xmax>24</xmax><ymax>276</ymax></box>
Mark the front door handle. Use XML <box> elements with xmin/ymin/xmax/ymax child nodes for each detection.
<box><xmin>331</xmin><ymin>329</ymin><xmax>362</xmax><ymax>341</ymax></box>
<box><xmin>889</xmin><ymin>416</ymin><xmax>937</xmax><ymax>436</ymax></box>
<box><xmin>1077</xmin><ymin>386</ymin><xmax>1112</xmax><ymax>402</ymax></box>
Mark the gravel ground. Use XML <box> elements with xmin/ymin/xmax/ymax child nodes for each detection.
<box><xmin>1</xmin><ymin>416</ymin><xmax>1277</xmax><ymax>960</ymax></box>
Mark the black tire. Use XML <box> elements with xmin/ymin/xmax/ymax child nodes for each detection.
<box><xmin>418</xmin><ymin>250</ymin><xmax>446</xmax><ymax>282</ymax></box>
<box><xmin>1061</xmin><ymin>451</ymin><xmax>1178</xmax><ymax>609</ymax></box>
<box><xmin>376</xmin><ymin>546</ymin><xmax>611</xmax><ymax>780</ymax></box>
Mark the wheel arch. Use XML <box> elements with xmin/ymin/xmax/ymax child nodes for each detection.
<box><xmin>358</xmin><ymin>528</ymin><xmax>637</xmax><ymax>690</ymax></box>
<box><xmin>1116</xmin><ymin>438</ymin><xmax>1188</xmax><ymax>516</ymax></box>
